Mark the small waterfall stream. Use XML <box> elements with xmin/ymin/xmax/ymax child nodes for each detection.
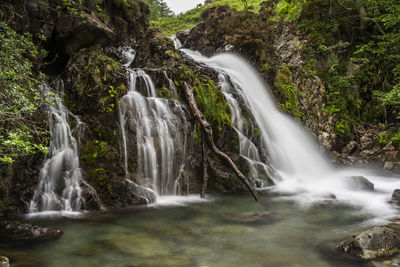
<box><xmin>119</xmin><ymin>68</ymin><xmax>189</xmax><ymax>196</ymax></box>
<box><xmin>29</xmin><ymin>81</ymin><xmax>86</xmax><ymax>215</ymax></box>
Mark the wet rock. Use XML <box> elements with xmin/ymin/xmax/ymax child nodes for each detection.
<box><xmin>0</xmin><ymin>222</ymin><xmax>63</xmax><ymax>241</ymax></box>
<box><xmin>56</xmin><ymin>13</ymin><xmax>116</xmax><ymax>55</ymax></box>
<box><xmin>336</xmin><ymin>227</ymin><xmax>400</xmax><ymax>259</ymax></box>
<box><xmin>176</xmin><ymin>29</ymin><xmax>190</xmax><ymax>44</ymax></box>
<box><xmin>347</xmin><ymin>176</ymin><xmax>374</xmax><ymax>191</ymax></box>
<box><xmin>226</xmin><ymin>211</ymin><xmax>280</xmax><ymax>225</ymax></box>
<box><xmin>390</xmin><ymin>189</ymin><xmax>400</xmax><ymax>207</ymax></box>
<box><xmin>342</xmin><ymin>141</ymin><xmax>358</xmax><ymax>154</ymax></box>
<box><xmin>360</xmin><ymin>135</ymin><xmax>374</xmax><ymax>150</ymax></box>
<box><xmin>0</xmin><ymin>256</ymin><xmax>9</xmax><ymax>267</ymax></box>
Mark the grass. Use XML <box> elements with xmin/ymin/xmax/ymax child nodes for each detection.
<box><xmin>151</xmin><ymin>0</ymin><xmax>265</xmax><ymax>36</ymax></box>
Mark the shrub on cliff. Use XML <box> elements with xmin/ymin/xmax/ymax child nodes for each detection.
<box><xmin>0</xmin><ymin>22</ymin><xmax>49</xmax><ymax>163</ymax></box>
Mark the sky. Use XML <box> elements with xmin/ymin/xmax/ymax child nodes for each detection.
<box><xmin>163</xmin><ymin>0</ymin><xmax>205</xmax><ymax>14</ymax></box>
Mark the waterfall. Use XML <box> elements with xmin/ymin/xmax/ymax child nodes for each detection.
<box><xmin>119</xmin><ymin>69</ymin><xmax>189</xmax><ymax>196</ymax></box>
<box><xmin>180</xmin><ymin>47</ymin><xmax>400</xmax><ymax>219</ymax></box>
<box><xmin>218</xmin><ymin>73</ymin><xmax>274</xmax><ymax>188</ymax></box>
<box><xmin>29</xmin><ymin>81</ymin><xmax>86</xmax><ymax>215</ymax></box>
<box><xmin>171</xmin><ymin>35</ymin><xmax>182</xmax><ymax>49</ymax></box>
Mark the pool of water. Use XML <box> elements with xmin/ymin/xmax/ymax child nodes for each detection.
<box><xmin>0</xmin><ymin>193</ymin><xmax>398</xmax><ymax>267</ymax></box>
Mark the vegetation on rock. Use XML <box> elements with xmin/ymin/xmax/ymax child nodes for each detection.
<box><xmin>150</xmin><ymin>0</ymin><xmax>265</xmax><ymax>36</ymax></box>
<box><xmin>0</xmin><ymin>22</ymin><xmax>49</xmax><ymax>163</ymax></box>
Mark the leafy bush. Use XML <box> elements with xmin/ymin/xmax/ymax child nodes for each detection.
<box><xmin>0</xmin><ymin>22</ymin><xmax>49</xmax><ymax>163</ymax></box>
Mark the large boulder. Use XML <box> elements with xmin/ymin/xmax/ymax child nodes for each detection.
<box><xmin>347</xmin><ymin>176</ymin><xmax>374</xmax><ymax>191</ymax></box>
<box><xmin>56</xmin><ymin>13</ymin><xmax>116</xmax><ymax>55</ymax></box>
<box><xmin>0</xmin><ymin>222</ymin><xmax>63</xmax><ymax>241</ymax></box>
<box><xmin>336</xmin><ymin>227</ymin><xmax>400</xmax><ymax>259</ymax></box>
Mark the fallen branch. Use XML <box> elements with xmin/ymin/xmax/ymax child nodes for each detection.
<box><xmin>201</xmin><ymin>130</ymin><xmax>208</xmax><ymax>198</ymax></box>
<box><xmin>182</xmin><ymin>81</ymin><xmax>260</xmax><ymax>201</ymax></box>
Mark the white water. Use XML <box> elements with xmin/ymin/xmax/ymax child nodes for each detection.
<box><xmin>29</xmin><ymin>81</ymin><xmax>86</xmax><ymax>214</ymax></box>
<box><xmin>180</xmin><ymin>47</ymin><xmax>400</xmax><ymax>219</ymax></box>
<box><xmin>119</xmin><ymin>69</ymin><xmax>189</xmax><ymax>195</ymax></box>
<box><xmin>170</xmin><ymin>35</ymin><xmax>182</xmax><ymax>49</ymax></box>
<box><xmin>218</xmin><ymin>73</ymin><xmax>273</xmax><ymax>188</ymax></box>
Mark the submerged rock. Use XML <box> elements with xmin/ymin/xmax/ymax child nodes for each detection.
<box><xmin>0</xmin><ymin>256</ymin><xmax>9</xmax><ymax>267</ymax></box>
<box><xmin>347</xmin><ymin>176</ymin><xmax>374</xmax><ymax>191</ymax></box>
<box><xmin>226</xmin><ymin>211</ymin><xmax>280</xmax><ymax>225</ymax></box>
<box><xmin>0</xmin><ymin>222</ymin><xmax>63</xmax><ymax>241</ymax></box>
<box><xmin>336</xmin><ymin>227</ymin><xmax>400</xmax><ymax>259</ymax></box>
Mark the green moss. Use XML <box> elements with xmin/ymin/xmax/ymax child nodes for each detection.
<box><xmin>253</xmin><ymin>127</ymin><xmax>261</xmax><ymax>139</ymax></box>
<box><xmin>67</xmin><ymin>45</ymin><xmax>126</xmax><ymax>113</ymax></box>
<box><xmin>274</xmin><ymin>65</ymin><xmax>303</xmax><ymax>119</ymax></box>
<box><xmin>82</xmin><ymin>139</ymin><xmax>118</xmax><ymax>164</ymax></box>
<box><xmin>157</xmin><ymin>86</ymin><xmax>174</xmax><ymax>99</ymax></box>
<box><xmin>193</xmin><ymin>79</ymin><xmax>231</xmax><ymax>135</ymax></box>
<box><xmin>179</xmin><ymin>65</ymin><xmax>231</xmax><ymax>137</ymax></box>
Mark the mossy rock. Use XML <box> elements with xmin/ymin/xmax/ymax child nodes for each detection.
<box><xmin>65</xmin><ymin>45</ymin><xmax>127</xmax><ymax>115</ymax></box>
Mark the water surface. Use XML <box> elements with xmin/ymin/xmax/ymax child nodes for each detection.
<box><xmin>1</xmin><ymin>193</ymin><xmax>393</xmax><ymax>266</ymax></box>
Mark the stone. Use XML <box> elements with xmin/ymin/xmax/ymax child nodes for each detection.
<box><xmin>336</xmin><ymin>227</ymin><xmax>400</xmax><ymax>259</ymax></box>
<box><xmin>0</xmin><ymin>222</ymin><xmax>63</xmax><ymax>241</ymax></box>
<box><xmin>176</xmin><ymin>29</ymin><xmax>190</xmax><ymax>44</ymax></box>
<box><xmin>342</xmin><ymin>141</ymin><xmax>358</xmax><ymax>154</ymax></box>
<box><xmin>0</xmin><ymin>256</ymin><xmax>9</xmax><ymax>267</ymax></box>
<box><xmin>360</xmin><ymin>135</ymin><xmax>374</xmax><ymax>150</ymax></box>
<box><xmin>347</xmin><ymin>176</ymin><xmax>374</xmax><ymax>191</ymax></box>
<box><xmin>226</xmin><ymin>211</ymin><xmax>280</xmax><ymax>225</ymax></box>
<box><xmin>384</xmin><ymin>162</ymin><xmax>395</xmax><ymax>170</ymax></box>
<box><xmin>56</xmin><ymin>13</ymin><xmax>116</xmax><ymax>55</ymax></box>
<box><xmin>390</xmin><ymin>189</ymin><xmax>400</xmax><ymax>207</ymax></box>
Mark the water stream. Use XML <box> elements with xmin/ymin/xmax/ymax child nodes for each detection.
<box><xmin>119</xmin><ymin>68</ymin><xmax>189</xmax><ymax>196</ymax></box>
<box><xmin>2</xmin><ymin>194</ymin><xmax>398</xmax><ymax>267</ymax></box>
<box><xmin>29</xmin><ymin>81</ymin><xmax>87</xmax><ymax>216</ymax></box>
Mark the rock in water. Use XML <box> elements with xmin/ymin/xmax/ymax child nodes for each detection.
<box><xmin>336</xmin><ymin>227</ymin><xmax>400</xmax><ymax>259</ymax></box>
<box><xmin>226</xmin><ymin>211</ymin><xmax>280</xmax><ymax>225</ymax></box>
<box><xmin>0</xmin><ymin>222</ymin><xmax>63</xmax><ymax>241</ymax></box>
<box><xmin>0</xmin><ymin>256</ymin><xmax>9</xmax><ymax>267</ymax></box>
<box><xmin>347</xmin><ymin>176</ymin><xmax>374</xmax><ymax>191</ymax></box>
<box><xmin>390</xmin><ymin>189</ymin><xmax>400</xmax><ymax>207</ymax></box>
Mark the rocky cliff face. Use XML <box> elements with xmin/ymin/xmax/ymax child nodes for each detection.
<box><xmin>0</xmin><ymin>0</ymin><xmax>269</xmax><ymax>215</ymax></box>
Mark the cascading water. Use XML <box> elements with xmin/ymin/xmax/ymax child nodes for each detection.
<box><xmin>171</xmin><ymin>35</ymin><xmax>182</xmax><ymax>49</ymax></box>
<box><xmin>119</xmin><ymin>68</ymin><xmax>189</xmax><ymax>196</ymax></box>
<box><xmin>29</xmin><ymin>81</ymin><xmax>86</xmax><ymax>215</ymax></box>
<box><xmin>218</xmin><ymin>73</ymin><xmax>274</xmax><ymax>188</ymax></box>
<box><xmin>180</xmin><ymin>46</ymin><xmax>400</xmax><ymax>220</ymax></box>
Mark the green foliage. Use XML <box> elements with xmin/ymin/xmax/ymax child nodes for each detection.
<box><xmin>151</xmin><ymin>0</ymin><xmax>264</xmax><ymax>36</ymax></box>
<box><xmin>275</xmin><ymin>0</ymin><xmax>304</xmax><ymax>21</ymax></box>
<box><xmin>379</xmin><ymin>131</ymin><xmax>400</xmax><ymax>150</ymax></box>
<box><xmin>193</xmin><ymin>78</ymin><xmax>231</xmax><ymax>134</ymax></box>
<box><xmin>180</xmin><ymin>65</ymin><xmax>231</xmax><ymax>136</ymax></box>
<box><xmin>292</xmin><ymin>0</ymin><xmax>400</xmax><ymax>136</ymax></box>
<box><xmin>144</xmin><ymin>0</ymin><xmax>173</xmax><ymax>20</ymax></box>
<box><xmin>274</xmin><ymin>65</ymin><xmax>303</xmax><ymax>119</ymax></box>
<box><xmin>100</xmin><ymin>85</ymin><xmax>118</xmax><ymax>113</ymax></box>
<box><xmin>0</xmin><ymin>22</ymin><xmax>49</xmax><ymax>163</ymax></box>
